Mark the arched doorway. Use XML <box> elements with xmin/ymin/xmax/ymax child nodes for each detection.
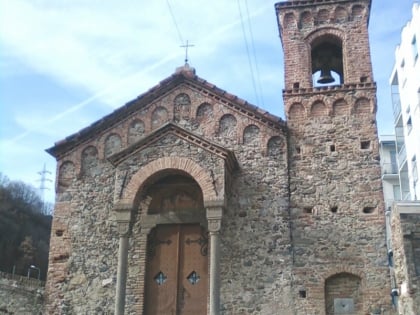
<box><xmin>143</xmin><ymin>174</ymin><xmax>208</xmax><ymax>315</ymax></box>
<box><xmin>325</xmin><ymin>272</ymin><xmax>362</xmax><ymax>315</ymax></box>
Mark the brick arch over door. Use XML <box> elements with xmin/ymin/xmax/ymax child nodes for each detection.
<box><xmin>120</xmin><ymin>156</ymin><xmax>219</xmax><ymax>207</ymax></box>
<box><xmin>325</xmin><ymin>272</ymin><xmax>362</xmax><ymax>315</ymax></box>
<box><xmin>321</xmin><ymin>266</ymin><xmax>366</xmax><ymax>286</ymax></box>
<box><xmin>320</xmin><ymin>266</ymin><xmax>367</xmax><ymax>314</ymax></box>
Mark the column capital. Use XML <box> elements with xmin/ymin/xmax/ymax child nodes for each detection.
<box><xmin>205</xmin><ymin>200</ymin><xmax>224</xmax><ymax>233</ymax></box>
<box><xmin>114</xmin><ymin>204</ymin><xmax>133</xmax><ymax>237</ymax></box>
<box><xmin>206</xmin><ymin>207</ymin><xmax>223</xmax><ymax>233</ymax></box>
<box><xmin>117</xmin><ymin>222</ymin><xmax>131</xmax><ymax>237</ymax></box>
<box><xmin>208</xmin><ymin>218</ymin><xmax>222</xmax><ymax>233</ymax></box>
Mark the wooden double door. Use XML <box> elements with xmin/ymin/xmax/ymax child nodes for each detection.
<box><xmin>144</xmin><ymin>224</ymin><xmax>208</xmax><ymax>315</ymax></box>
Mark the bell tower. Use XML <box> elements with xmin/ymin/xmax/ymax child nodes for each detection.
<box><xmin>278</xmin><ymin>0</ymin><xmax>374</xmax><ymax>91</ymax></box>
<box><xmin>276</xmin><ymin>1</ymin><xmax>392</xmax><ymax>314</ymax></box>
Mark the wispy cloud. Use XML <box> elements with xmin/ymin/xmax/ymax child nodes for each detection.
<box><xmin>1</xmin><ymin>0</ymin><xmax>275</xmax><ymax>145</ymax></box>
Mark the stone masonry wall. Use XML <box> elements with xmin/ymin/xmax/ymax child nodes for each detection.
<box><xmin>45</xmin><ymin>160</ymin><xmax>118</xmax><ymax>314</ymax></box>
<box><xmin>0</xmin><ymin>272</ymin><xmax>44</xmax><ymax>315</ymax></box>
<box><xmin>220</xmin><ymin>135</ymin><xmax>292</xmax><ymax>314</ymax></box>
<box><xmin>277</xmin><ymin>0</ymin><xmax>393</xmax><ymax>313</ymax></box>
<box><xmin>391</xmin><ymin>204</ymin><xmax>420</xmax><ymax>315</ymax></box>
<box><xmin>46</xmin><ymin>79</ymin><xmax>291</xmax><ymax>314</ymax></box>
<box><xmin>286</xmin><ymin>89</ymin><xmax>391</xmax><ymax>314</ymax></box>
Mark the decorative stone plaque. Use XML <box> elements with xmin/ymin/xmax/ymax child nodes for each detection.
<box><xmin>333</xmin><ymin>298</ymin><xmax>354</xmax><ymax>314</ymax></box>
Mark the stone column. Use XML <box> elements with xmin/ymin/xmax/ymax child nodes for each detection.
<box><xmin>114</xmin><ymin>205</ymin><xmax>133</xmax><ymax>315</ymax></box>
<box><xmin>206</xmin><ymin>203</ymin><xmax>223</xmax><ymax>315</ymax></box>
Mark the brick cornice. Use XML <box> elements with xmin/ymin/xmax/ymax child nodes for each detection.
<box><xmin>275</xmin><ymin>0</ymin><xmax>371</xmax><ymax>10</ymax></box>
<box><xmin>46</xmin><ymin>70</ymin><xmax>285</xmax><ymax>159</ymax></box>
<box><xmin>283</xmin><ymin>82</ymin><xmax>376</xmax><ymax>97</ymax></box>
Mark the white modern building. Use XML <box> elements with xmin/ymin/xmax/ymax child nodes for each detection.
<box><xmin>380</xmin><ymin>135</ymin><xmax>401</xmax><ymax>209</ymax></box>
<box><xmin>389</xmin><ymin>3</ymin><xmax>420</xmax><ymax>201</ymax></box>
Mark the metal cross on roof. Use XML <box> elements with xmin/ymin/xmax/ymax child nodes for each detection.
<box><xmin>180</xmin><ymin>40</ymin><xmax>195</xmax><ymax>64</ymax></box>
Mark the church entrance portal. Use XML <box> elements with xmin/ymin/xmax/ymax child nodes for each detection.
<box><xmin>140</xmin><ymin>173</ymin><xmax>210</xmax><ymax>314</ymax></box>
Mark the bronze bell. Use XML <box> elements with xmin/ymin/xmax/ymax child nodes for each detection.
<box><xmin>317</xmin><ymin>68</ymin><xmax>334</xmax><ymax>84</ymax></box>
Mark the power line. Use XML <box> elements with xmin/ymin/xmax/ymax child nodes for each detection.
<box><xmin>166</xmin><ymin>0</ymin><xmax>195</xmax><ymax>66</ymax></box>
<box><xmin>165</xmin><ymin>0</ymin><xmax>184</xmax><ymax>45</ymax></box>
<box><xmin>244</xmin><ymin>0</ymin><xmax>265</xmax><ymax>107</ymax></box>
<box><xmin>237</xmin><ymin>0</ymin><xmax>260</xmax><ymax>106</ymax></box>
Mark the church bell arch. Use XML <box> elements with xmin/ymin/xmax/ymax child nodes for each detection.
<box><xmin>310</xmin><ymin>33</ymin><xmax>344</xmax><ymax>86</ymax></box>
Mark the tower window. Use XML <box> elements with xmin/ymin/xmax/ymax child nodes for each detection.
<box><xmin>311</xmin><ymin>36</ymin><xmax>344</xmax><ymax>86</ymax></box>
<box><xmin>360</xmin><ymin>140</ymin><xmax>370</xmax><ymax>150</ymax></box>
<box><xmin>362</xmin><ymin>207</ymin><xmax>375</xmax><ymax>214</ymax></box>
<box><xmin>303</xmin><ymin>207</ymin><xmax>313</xmax><ymax>214</ymax></box>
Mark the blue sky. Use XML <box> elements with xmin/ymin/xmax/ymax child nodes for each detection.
<box><xmin>0</xmin><ymin>0</ymin><xmax>417</xmax><ymax>203</ymax></box>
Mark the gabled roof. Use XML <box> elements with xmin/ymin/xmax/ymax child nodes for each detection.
<box><xmin>107</xmin><ymin>122</ymin><xmax>238</xmax><ymax>173</ymax></box>
<box><xmin>47</xmin><ymin>64</ymin><xmax>285</xmax><ymax>158</ymax></box>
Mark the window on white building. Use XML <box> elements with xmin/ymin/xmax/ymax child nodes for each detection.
<box><xmin>393</xmin><ymin>185</ymin><xmax>401</xmax><ymax>201</ymax></box>
<box><xmin>407</xmin><ymin>116</ymin><xmax>413</xmax><ymax>134</ymax></box>
<box><xmin>412</xmin><ymin>35</ymin><xmax>418</xmax><ymax>63</ymax></box>
<box><xmin>390</xmin><ymin>150</ymin><xmax>398</xmax><ymax>173</ymax></box>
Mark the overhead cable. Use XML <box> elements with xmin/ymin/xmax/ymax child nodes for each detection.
<box><xmin>166</xmin><ymin>0</ymin><xmax>184</xmax><ymax>45</ymax></box>
<box><xmin>244</xmin><ymin>0</ymin><xmax>265</xmax><ymax>107</ymax></box>
<box><xmin>237</xmin><ymin>0</ymin><xmax>260</xmax><ymax>106</ymax></box>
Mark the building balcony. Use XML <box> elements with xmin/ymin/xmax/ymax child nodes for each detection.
<box><xmin>381</xmin><ymin>162</ymin><xmax>399</xmax><ymax>180</ymax></box>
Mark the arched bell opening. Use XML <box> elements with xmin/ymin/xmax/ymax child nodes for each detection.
<box><xmin>311</xmin><ymin>35</ymin><xmax>344</xmax><ymax>87</ymax></box>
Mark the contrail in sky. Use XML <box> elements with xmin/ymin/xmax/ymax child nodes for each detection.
<box><xmin>6</xmin><ymin>3</ymin><xmax>271</xmax><ymax>145</ymax></box>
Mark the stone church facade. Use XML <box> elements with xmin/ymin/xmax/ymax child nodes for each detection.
<box><xmin>45</xmin><ymin>0</ymin><xmax>395</xmax><ymax>314</ymax></box>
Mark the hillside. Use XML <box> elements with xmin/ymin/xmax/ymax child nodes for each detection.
<box><xmin>0</xmin><ymin>173</ymin><xmax>52</xmax><ymax>280</ymax></box>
